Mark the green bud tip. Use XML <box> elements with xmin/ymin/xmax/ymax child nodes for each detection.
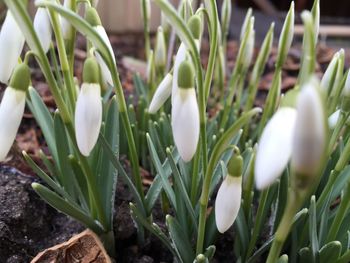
<box><xmin>10</xmin><ymin>63</ymin><xmax>31</xmax><ymax>92</ymax></box>
<box><xmin>83</xmin><ymin>57</ymin><xmax>100</xmax><ymax>84</ymax></box>
<box><xmin>178</xmin><ymin>61</ymin><xmax>194</xmax><ymax>89</ymax></box>
<box><xmin>85</xmin><ymin>7</ymin><xmax>102</xmax><ymax>27</ymax></box>
<box><xmin>188</xmin><ymin>15</ymin><xmax>201</xmax><ymax>40</ymax></box>
<box><xmin>227</xmin><ymin>147</ymin><xmax>243</xmax><ymax>177</ymax></box>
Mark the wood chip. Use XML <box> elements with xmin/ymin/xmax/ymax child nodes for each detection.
<box><xmin>31</xmin><ymin>229</ymin><xmax>112</xmax><ymax>263</ymax></box>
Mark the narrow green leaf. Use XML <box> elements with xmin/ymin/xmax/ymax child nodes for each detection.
<box><xmin>319</xmin><ymin>241</ymin><xmax>342</xmax><ymax>263</ymax></box>
<box><xmin>166</xmin><ymin>148</ymin><xmax>197</xmax><ymax>230</ymax></box>
<box><xmin>27</xmin><ymin>87</ymin><xmax>58</xmax><ymax>163</ymax></box>
<box><xmin>32</xmin><ymin>183</ymin><xmax>103</xmax><ymax>234</ymax></box>
<box><xmin>166</xmin><ymin>215</ymin><xmax>195</xmax><ymax>263</ymax></box>
<box><xmin>146</xmin><ymin>134</ymin><xmax>177</xmax><ymax>210</ymax></box>
<box><xmin>309</xmin><ymin>195</ymin><xmax>319</xmax><ymax>262</ymax></box>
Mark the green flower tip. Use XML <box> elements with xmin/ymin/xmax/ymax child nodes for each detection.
<box><xmin>178</xmin><ymin>61</ymin><xmax>194</xmax><ymax>89</ymax></box>
<box><xmin>227</xmin><ymin>148</ymin><xmax>243</xmax><ymax>177</ymax></box>
<box><xmin>195</xmin><ymin>254</ymin><xmax>207</xmax><ymax>263</ymax></box>
<box><xmin>83</xmin><ymin>57</ymin><xmax>100</xmax><ymax>84</ymax></box>
<box><xmin>188</xmin><ymin>15</ymin><xmax>201</xmax><ymax>40</ymax></box>
<box><xmin>10</xmin><ymin>63</ymin><xmax>30</xmax><ymax>92</ymax></box>
<box><xmin>85</xmin><ymin>7</ymin><xmax>102</xmax><ymax>27</ymax></box>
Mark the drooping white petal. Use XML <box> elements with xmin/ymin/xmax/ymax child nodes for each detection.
<box><xmin>149</xmin><ymin>73</ymin><xmax>173</xmax><ymax>114</ymax></box>
<box><xmin>0</xmin><ymin>11</ymin><xmax>25</xmax><ymax>84</ymax></box>
<box><xmin>75</xmin><ymin>83</ymin><xmax>102</xmax><ymax>156</ymax></box>
<box><xmin>172</xmin><ymin>43</ymin><xmax>188</xmax><ymax>105</ymax></box>
<box><xmin>215</xmin><ymin>175</ymin><xmax>242</xmax><ymax>233</ymax></box>
<box><xmin>0</xmin><ymin>87</ymin><xmax>26</xmax><ymax>161</ymax></box>
<box><xmin>292</xmin><ymin>81</ymin><xmax>326</xmax><ymax>176</ymax></box>
<box><xmin>95</xmin><ymin>25</ymin><xmax>115</xmax><ymax>86</ymax></box>
<box><xmin>171</xmin><ymin>88</ymin><xmax>199</xmax><ymax>162</ymax></box>
<box><xmin>34</xmin><ymin>8</ymin><xmax>52</xmax><ymax>53</ymax></box>
<box><xmin>60</xmin><ymin>0</ymin><xmax>72</xmax><ymax>40</ymax></box>
<box><xmin>255</xmin><ymin>107</ymin><xmax>297</xmax><ymax>190</ymax></box>
<box><xmin>328</xmin><ymin>110</ymin><xmax>340</xmax><ymax>129</ymax></box>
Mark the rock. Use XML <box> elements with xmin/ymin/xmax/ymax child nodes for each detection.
<box><xmin>31</xmin><ymin>229</ymin><xmax>111</xmax><ymax>263</ymax></box>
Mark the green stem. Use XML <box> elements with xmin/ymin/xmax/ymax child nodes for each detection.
<box><xmin>267</xmin><ymin>189</ymin><xmax>303</xmax><ymax>263</ymax></box>
<box><xmin>141</xmin><ymin>0</ymin><xmax>151</xmax><ymax>60</ymax></box>
<box><xmin>190</xmin><ymin>145</ymin><xmax>201</xmax><ymax>205</ymax></box>
<box><xmin>326</xmin><ymin>182</ymin><xmax>350</xmax><ymax>242</ymax></box>
<box><xmin>48</xmin><ymin>7</ymin><xmax>76</xmax><ymax>112</ymax></box>
<box><xmin>246</xmin><ymin>188</ymin><xmax>269</xmax><ymax>259</ymax></box>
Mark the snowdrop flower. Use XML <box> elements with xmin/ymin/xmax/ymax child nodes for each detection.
<box><xmin>242</xmin><ymin>18</ymin><xmax>255</xmax><ymax>71</ymax></box>
<box><xmin>171</xmin><ymin>61</ymin><xmax>199</xmax><ymax>162</ymax></box>
<box><xmin>255</xmin><ymin>78</ymin><xmax>326</xmax><ymax>190</ymax></box>
<box><xmin>60</xmin><ymin>0</ymin><xmax>73</xmax><ymax>40</ymax></box>
<box><xmin>255</xmin><ymin>107</ymin><xmax>297</xmax><ymax>190</ymax></box>
<box><xmin>154</xmin><ymin>27</ymin><xmax>166</xmax><ymax>71</ymax></box>
<box><xmin>85</xmin><ymin>7</ymin><xmax>115</xmax><ymax>87</ymax></box>
<box><xmin>291</xmin><ymin>79</ymin><xmax>326</xmax><ymax>180</ymax></box>
<box><xmin>320</xmin><ymin>51</ymin><xmax>339</xmax><ymax>93</ymax></box>
<box><xmin>0</xmin><ymin>64</ymin><xmax>30</xmax><ymax>161</ymax></box>
<box><xmin>148</xmin><ymin>73</ymin><xmax>173</xmax><ymax>114</ymax></box>
<box><xmin>0</xmin><ymin>11</ymin><xmax>25</xmax><ymax>84</ymax></box>
<box><xmin>75</xmin><ymin>57</ymin><xmax>102</xmax><ymax>156</ymax></box>
<box><xmin>34</xmin><ymin>8</ymin><xmax>52</xmax><ymax>53</ymax></box>
<box><xmin>215</xmin><ymin>148</ymin><xmax>243</xmax><ymax>233</ymax></box>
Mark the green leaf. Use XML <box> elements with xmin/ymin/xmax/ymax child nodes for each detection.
<box><xmin>129</xmin><ymin>203</ymin><xmax>179</xmax><ymax>259</ymax></box>
<box><xmin>319</xmin><ymin>241</ymin><xmax>342</xmax><ymax>263</ymax></box>
<box><xmin>166</xmin><ymin>215</ymin><xmax>195</xmax><ymax>263</ymax></box>
<box><xmin>99</xmin><ymin>135</ymin><xmax>145</xmax><ymax>216</ymax></box>
<box><xmin>145</xmin><ymin>147</ymin><xmax>179</xmax><ymax>213</ymax></box>
<box><xmin>146</xmin><ymin>134</ymin><xmax>177</xmax><ymax>211</ymax></box>
<box><xmin>27</xmin><ymin>87</ymin><xmax>58</xmax><ymax>163</ymax></box>
<box><xmin>99</xmin><ymin>97</ymin><xmax>119</xmax><ymax>227</ymax></box>
<box><xmin>234</xmin><ymin>207</ymin><xmax>249</xmax><ymax>255</ymax></box>
<box><xmin>166</xmin><ymin>148</ymin><xmax>197</xmax><ymax>230</ymax></box>
<box><xmin>299</xmin><ymin>247</ymin><xmax>313</xmax><ymax>262</ymax></box>
<box><xmin>53</xmin><ymin>113</ymin><xmax>76</xmax><ymax>199</ymax></box>
<box><xmin>277</xmin><ymin>255</ymin><xmax>288</xmax><ymax>263</ymax></box>
<box><xmin>309</xmin><ymin>196</ymin><xmax>319</xmax><ymax>262</ymax></box>
<box><xmin>32</xmin><ymin>183</ymin><xmax>103</xmax><ymax>234</ymax></box>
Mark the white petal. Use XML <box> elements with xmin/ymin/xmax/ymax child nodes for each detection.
<box><xmin>328</xmin><ymin>110</ymin><xmax>340</xmax><ymax>129</ymax></box>
<box><xmin>171</xmin><ymin>88</ymin><xmax>199</xmax><ymax>162</ymax></box>
<box><xmin>34</xmin><ymin>8</ymin><xmax>52</xmax><ymax>53</ymax></box>
<box><xmin>172</xmin><ymin>43</ymin><xmax>187</xmax><ymax>105</ymax></box>
<box><xmin>0</xmin><ymin>11</ymin><xmax>25</xmax><ymax>84</ymax></box>
<box><xmin>60</xmin><ymin>0</ymin><xmax>72</xmax><ymax>39</ymax></box>
<box><xmin>75</xmin><ymin>83</ymin><xmax>102</xmax><ymax>156</ymax></box>
<box><xmin>255</xmin><ymin>107</ymin><xmax>297</xmax><ymax>190</ymax></box>
<box><xmin>149</xmin><ymin>73</ymin><xmax>173</xmax><ymax>114</ymax></box>
<box><xmin>0</xmin><ymin>87</ymin><xmax>25</xmax><ymax>161</ymax></box>
<box><xmin>215</xmin><ymin>176</ymin><xmax>242</xmax><ymax>233</ymax></box>
<box><xmin>292</xmin><ymin>81</ymin><xmax>326</xmax><ymax>175</ymax></box>
<box><xmin>95</xmin><ymin>25</ymin><xmax>115</xmax><ymax>86</ymax></box>
<box><xmin>321</xmin><ymin>52</ymin><xmax>339</xmax><ymax>92</ymax></box>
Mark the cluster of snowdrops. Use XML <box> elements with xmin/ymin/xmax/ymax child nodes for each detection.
<box><xmin>1</xmin><ymin>0</ymin><xmax>350</xmax><ymax>262</ymax></box>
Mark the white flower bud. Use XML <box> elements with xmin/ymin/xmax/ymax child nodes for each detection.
<box><xmin>154</xmin><ymin>27</ymin><xmax>166</xmax><ymax>70</ymax></box>
<box><xmin>343</xmin><ymin>70</ymin><xmax>350</xmax><ymax>97</ymax></box>
<box><xmin>0</xmin><ymin>11</ymin><xmax>25</xmax><ymax>84</ymax></box>
<box><xmin>0</xmin><ymin>87</ymin><xmax>26</xmax><ymax>161</ymax></box>
<box><xmin>34</xmin><ymin>8</ymin><xmax>52</xmax><ymax>54</ymax></box>
<box><xmin>321</xmin><ymin>52</ymin><xmax>339</xmax><ymax>93</ymax></box>
<box><xmin>328</xmin><ymin>110</ymin><xmax>340</xmax><ymax>129</ymax></box>
<box><xmin>255</xmin><ymin>107</ymin><xmax>297</xmax><ymax>189</ymax></box>
<box><xmin>171</xmin><ymin>43</ymin><xmax>188</xmax><ymax>105</ymax></box>
<box><xmin>171</xmin><ymin>61</ymin><xmax>199</xmax><ymax>162</ymax></box>
<box><xmin>292</xmin><ymin>79</ymin><xmax>326</xmax><ymax>178</ymax></box>
<box><xmin>149</xmin><ymin>73</ymin><xmax>173</xmax><ymax>114</ymax></box>
<box><xmin>240</xmin><ymin>8</ymin><xmax>252</xmax><ymax>41</ymax></box>
<box><xmin>94</xmin><ymin>25</ymin><xmax>115</xmax><ymax>87</ymax></box>
<box><xmin>215</xmin><ymin>175</ymin><xmax>242</xmax><ymax>233</ymax></box>
<box><xmin>60</xmin><ymin>0</ymin><xmax>72</xmax><ymax>40</ymax></box>
<box><xmin>75</xmin><ymin>83</ymin><xmax>102</xmax><ymax>156</ymax></box>
<box><xmin>242</xmin><ymin>21</ymin><xmax>255</xmax><ymax>70</ymax></box>
<box><xmin>276</xmin><ymin>2</ymin><xmax>294</xmax><ymax>68</ymax></box>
